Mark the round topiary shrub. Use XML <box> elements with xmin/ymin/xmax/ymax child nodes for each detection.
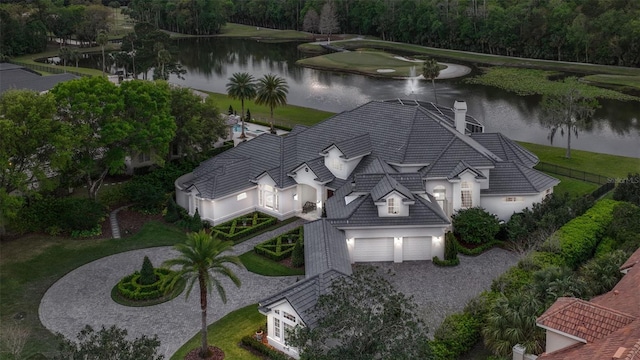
<box><xmin>112</xmin><ymin>262</ymin><xmax>184</xmax><ymax>307</ymax></box>
<box><xmin>452</xmin><ymin>207</ymin><xmax>500</xmax><ymax>245</ymax></box>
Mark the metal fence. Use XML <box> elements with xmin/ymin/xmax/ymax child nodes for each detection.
<box><xmin>590</xmin><ymin>182</ymin><xmax>615</xmax><ymax>199</ymax></box>
<box><xmin>536</xmin><ymin>162</ymin><xmax>609</xmax><ymax>184</ymax></box>
<box><xmin>8</xmin><ymin>60</ymin><xmax>88</xmax><ymax>78</ymax></box>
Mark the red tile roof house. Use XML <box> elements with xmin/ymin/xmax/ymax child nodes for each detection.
<box><xmin>513</xmin><ymin>247</ymin><xmax>640</xmax><ymax>360</ymax></box>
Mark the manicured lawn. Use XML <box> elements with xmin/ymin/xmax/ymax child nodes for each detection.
<box><xmin>0</xmin><ymin>222</ymin><xmax>187</xmax><ymax>358</ymax></box>
<box><xmin>170</xmin><ymin>304</ymin><xmax>264</xmax><ymax>360</ymax></box>
<box><xmin>583</xmin><ymin>74</ymin><xmax>640</xmax><ymax>92</ymax></box>
<box><xmin>205</xmin><ymin>91</ymin><xmax>335</xmax><ymax>128</ymax></box>
<box><xmin>549</xmin><ymin>175</ymin><xmax>600</xmax><ymax>197</ymax></box>
<box><xmin>519</xmin><ymin>142</ymin><xmax>640</xmax><ymax>179</ymax></box>
<box><xmin>217</xmin><ymin>23</ymin><xmax>313</xmax><ymax>41</ymax></box>
<box><xmin>240</xmin><ymin>251</ymin><xmax>305</xmax><ymax>277</ymax></box>
<box><xmin>297</xmin><ymin>50</ymin><xmax>423</xmax><ymax>77</ymax></box>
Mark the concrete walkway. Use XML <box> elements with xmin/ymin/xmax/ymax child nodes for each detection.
<box><xmin>39</xmin><ymin>218</ymin><xmax>306</xmax><ymax>358</ymax></box>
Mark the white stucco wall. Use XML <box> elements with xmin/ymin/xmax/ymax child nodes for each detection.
<box><xmin>545</xmin><ymin>330</ymin><xmax>582</xmax><ymax>354</ymax></box>
<box><xmin>323</xmin><ymin>147</ymin><xmax>362</xmax><ymax>180</ymax></box>
<box><xmin>481</xmin><ymin>192</ymin><xmax>547</xmax><ymax>221</ymax></box>
<box><xmin>265</xmin><ymin>301</ymin><xmax>302</xmax><ymax>359</ymax></box>
<box><xmin>377</xmin><ymin>193</ymin><xmax>410</xmax><ymax>217</ymax></box>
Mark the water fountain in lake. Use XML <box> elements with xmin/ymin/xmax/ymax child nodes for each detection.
<box><xmin>406</xmin><ymin>66</ymin><xmax>419</xmax><ymax>99</ymax></box>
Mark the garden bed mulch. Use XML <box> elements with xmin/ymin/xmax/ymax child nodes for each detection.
<box><xmin>95</xmin><ymin>208</ymin><xmax>163</xmax><ymax>240</ymax></box>
<box><xmin>184</xmin><ymin>346</ymin><xmax>224</xmax><ymax>360</ymax></box>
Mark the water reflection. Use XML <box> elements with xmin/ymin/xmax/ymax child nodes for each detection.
<box><xmin>54</xmin><ymin>37</ymin><xmax>639</xmax><ymax>158</ymax></box>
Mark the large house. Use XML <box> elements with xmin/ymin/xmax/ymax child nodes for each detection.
<box><xmin>175</xmin><ymin>99</ymin><xmax>559</xmax><ymax>358</ymax></box>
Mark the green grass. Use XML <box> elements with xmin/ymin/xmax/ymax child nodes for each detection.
<box><xmin>217</xmin><ymin>23</ymin><xmax>312</xmax><ymax>41</ymax></box>
<box><xmin>297</xmin><ymin>50</ymin><xmax>423</xmax><ymax>78</ymax></box>
<box><xmin>518</xmin><ymin>142</ymin><xmax>640</xmax><ymax>179</ymax></box>
<box><xmin>170</xmin><ymin>304</ymin><xmax>264</xmax><ymax>360</ymax></box>
<box><xmin>464</xmin><ymin>67</ymin><xmax>638</xmax><ymax>101</ymax></box>
<box><xmin>0</xmin><ymin>222</ymin><xmax>187</xmax><ymax>358</ymax></box>
<box><xmin>204</xmin><ymin>91</ymin><xmax>335</xmax><ymax>128</ymax></box>
<box><xmin>240</xmin><ymin>251</ymin><xmax>304</xmax><ymax>276</ymax></box>
<box><xmin>548</xmin><ymin>174</ymin><xmax>600</xmax><ymax>197</ymax></box>
<box><xmin>583</xmin><ymin>74</ymin><xmax>640</xmax><ymax>92</ymax></box>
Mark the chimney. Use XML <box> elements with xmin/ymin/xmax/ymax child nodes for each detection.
<box><xmin>454</xmin><ymin>100</ymin><xmax>467</xmax><ymax>134</ymax></box>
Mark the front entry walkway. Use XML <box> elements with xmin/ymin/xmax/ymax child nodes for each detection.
<box><xmin>39</xmin><ymin>219</ymin><xmax>306</xmax><ymax>358</ymax></box>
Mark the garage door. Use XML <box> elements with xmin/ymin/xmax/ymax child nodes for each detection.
<box><xmin>353</xmin><ymin>238</ymin><xmax>394</xmax><ymax>262</ymax></box>
<box><xmin>403</xmin><ymin>237</ymin><xmax>431</xmax><ymax>261</ymax></box>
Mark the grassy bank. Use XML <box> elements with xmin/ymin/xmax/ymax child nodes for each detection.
<box><xmin>170</xmin><ymin>304</ymin><xmax>263</xmax><ymax>360</ymax></box>
<box><xmin>518</xmin><ymin>142</ymin><xmax>640</xmax><ymax>178</ymax></box>
<box><xmin>0</xmin><ymin>222</ymin><xmax>187</xmax><ymax>358</ymax></box>
<box><xmin>465</xmin><ymin>67</ymin><xmax>638</xmax><ymax>101</ymax></box>
<box><xmin>297</xmin><ymin>50</ymin><xmax>423</xmax><ymax>78</ymax></box>
<box><xmin>204</xmin><ymin>91</ymin><xmax>335</xmax><ymax>129</ymax></box>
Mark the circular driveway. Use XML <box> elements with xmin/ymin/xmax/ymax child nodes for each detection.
<box><xmin>39</xmin><ymin>247</ymin><xmax>298</xmax><ymax>358</ymax></box>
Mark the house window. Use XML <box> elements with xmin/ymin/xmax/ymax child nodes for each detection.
<box><xmin>260</xmin><ymin>185</ymin><xmax>278</xmax><ymax>210</ymax></box>
<box><xmin>332</xmin><ymin>159</ymin><xmax>343</xmax><ymax>171</ymax></box>
<box><xmin>461</xmin><ymin>181</ymin><xmax>472</xmax><ymax>208</ymax></box>
<box><xmin>138</xmin><ymin>152</ymin><xmax>151</xmax><ymax>163</ymax></box>
<box><xmin>237</xmin><ymin>192</ymin><xmax>247</xmax><ymax>201</ymax></box>
<box><xmin>274</xmin><ymin>310</ymin><xmax>280</xmax><ymax>315</ymax></box>
<box><xmin>273</xmin><ymin>318</ymin><xmax>281</xmax><ymax>339</ymax></box>
<box><xmin>283</xmin><ymin>312</ymin><xmax>296</xmax><ymax>323</ymax></box>
<box><xmin>388</xmin><ymin>197</ymin><xmax>399</xmax><ymax>214</ymax></box>
<box><xmin>505</xmin><ymin>197</ymin><xmax>522</xmax><ymax>202</ymax></box>
<box><xmin>433</xmin><ymin>186</ymin><xmax>446</xmax><ymax>210</ymax></box>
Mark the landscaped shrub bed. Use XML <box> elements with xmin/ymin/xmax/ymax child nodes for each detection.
<box><xmin>452</xmin><ymin>207</ymin><xmax>501</xmax><ymax>244</ymax></box>
<box><xmin>240</xmin><ymin>336</ymin><xmax>292</xmax><ymax>360</ymax></box>
<box><xmin>15</xmin><ymin>197</ymin><xmax>106</xmax><ymax>236</ymax></box>
<box><xmin>116</xmin><ymin>268</ymin><xmax>175</xmax><ymax>301</ymax></box>
<box><xmin>212</xmin><ymin>212</ymin><xmax>277</xmax><ymax>243</ymax></box>
<box><xmin>254</xmin><ymin>227</ymin><xmax>303</xmax><ymax>262</ymax></box>
<box><xmin>544</xmin><ymin>199</ymin><xmax>618</xmax><ymax>269</ymax></box>
<box><xmin>431</xmin><ymin>312</ymin><xmax>482</xmax><ymax>360</ymax></box>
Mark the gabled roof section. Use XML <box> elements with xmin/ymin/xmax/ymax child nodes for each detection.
<box><xmin>289</xmin><ymin>158</ymin><xmax>334</xmax><ymax>183</ymax></box>
<box><xmin>471</xmin><ymin>132</ymin><xmax>539</xmax><ymax>168</ymax></box>
<box><xmin>422</xmin><ymin>136</ymin><xmax>497</xmax><ymax>178</ymax></box>
<box><xmin>304</xmin><ymin>219</ymin><xmax>353</xmax><ymax>278</ymax></box>
<box><xmin>537</xmin><ymin>297</ymin><xmax>635</xmax><ymax>343</ymax></box>
<box><xmin>258</xmin><ymin>269</ymin><xmax>348</xmax><ymax>329</ymax></box>
<box><xmin>370</xmin><ymin>174</ymin><xmax>414</xmax><ymax>201</ymax></box>
<box><xmin>447</xmin><ymin>160</ymin><xmax>487</xmax><ymax>180</ymax></box>
<box><xmin>353</xmin><ymin>156</ymin><xmax>398</xmax><ymax>175</ymax></box>
<box><xmin>481</xmin><ymin>162</ymin><xmax>559</xmax><ymax>195</ymax></box>
<box><xmin>321</xmin><ymin>133</ymin><xmax>372</xmax><ymax>159</ymax></box>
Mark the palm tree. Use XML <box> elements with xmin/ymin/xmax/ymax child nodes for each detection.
<box><xmin>226</xmin><ymin>72</ymin><xmax>257</xmax><ymax>139</ymax></box>
<box><xmin>255</xmin><ymin>74</ymin><xmax>289</xmax><ymax>130</ymax></box>
<box><xmin>163</xmin><ymin>230</ymin><xmax>243</xmax><ymax>358</ymax></box>
<box><xmin>96</xmin><ymin>31</ymin><xmax>109</xmax><ymax>76</ymax></box>
<box><xmin>422</xmin><ymin>57</ymin><xmax>441</xmax><ymax>104</ymax></box>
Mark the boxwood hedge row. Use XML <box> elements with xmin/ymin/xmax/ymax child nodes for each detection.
<box><xmin>117</xmin><ymin>268</ymin><xmax>174</xmax><ymax>301</ymax></box>
<box><xmin>254</xmin><ymin>227</ymin><xmax>303</xmax><ymax>262</ymax></box>
<box><xmin>212</xmin><ymin>212</ymin><xmax>277</xmax><ymax>243</ymax></box>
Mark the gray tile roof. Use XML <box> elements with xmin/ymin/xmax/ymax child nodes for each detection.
<box><xmin>258</xmin><ymin>269</ymin><xmax>348</xmax><ymax>328</ymax></box>
<box><xmin>304</xmin><ymin>219</ymin><xmax>353</xmax><ymax>278</ymax></box>
<box><xmin>326</xmin><ymin>173</ymin><xmax>450</xmax><ymax>227</ymax></box>
<box><xmin>481</xmin><ymin>162</ymin><xmax>560</xmax><ymax>195</ymax></box>
<box><xmin>370</xmin><ymin>174</ymin><xmax>414</xmax><ymax>201</ymax></box>
<box><xmin>0</xmin><ymin>63</ymin><xmax>78</xmax><ymax>94</ymax></box>
<box><xmin>323</xmin><ymin>133</ymin><xmax>372</xmax><ymax>159</ymax></box>
<box><xmin>447</xmin><ymin>160</ymin><xmax>487</xmax><ymax>180</ymax></box>
<box><xmin>471</xmin><ymin>133</ymin><xmax>539</xmax><ymax>168</ymax></box>
<box><xmin>186</xmin><ymin>100</ymin><xmax>555</xmax><ymax>202</ymax></box>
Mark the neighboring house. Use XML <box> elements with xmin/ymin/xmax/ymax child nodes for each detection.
<box><xmin>176</xmin><ymin>99</ymin><xmax>558</xmax><ymax>263</ymax></box>
<box><xmin>0</xmin><ymin>62</ymin><xmax>78</xmax><ymax>94</ymax></box>
<box><xmin>513</xmin><ymin>247</ymin><xmax>640</xmax><ymax>360</ymax></box>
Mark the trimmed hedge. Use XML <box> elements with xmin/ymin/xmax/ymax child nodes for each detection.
<box><xmin>15</xmin><ymin>197</ymin><xmax>106</xmax><ymax>236</ymax></box>
<box><xmin>433</xmin><ymin>256</ymin><xmax>460</xmax><ymax>267</ymax></box>
<box><xmin>240</xmin><ymin>336</ymin><xmax>292</xmax><ymax>360</ymax></box>
<box><xmin>452</xmin><ymin>207</ymin><xmax>501</xmax><ymax>244</ymax></box>
<box><xmin>117</xmin><ymin>268</ymin><xmax>174</xmax><ymax>301</ymax></box>
<box><xmin>456</xmin><ymin>239</ymin><xmax>504</xmax><ymax>256</ymax></box>
<box><xmin>291</xmin><ymin>234</ymin><xmax>305</xmax><ymax>267</ymax></box>
<box><xmin>431</xmin><ymin>312</ymin><xmax>482</xmax><ymax>360</ymax></box>
<box><xmin>544</xmin><ymin>199</ymin><xmax>619</xmax><ymax>269</ymax></box>
<box><xmin>255</xmin><ymin>227</ymin><xmax>303</xmax><ymax>262</ymax></box>
<box><xmin>212</xmin><ymin>212</ymin><xmax>277</xmax><ymax>243</ymax></box>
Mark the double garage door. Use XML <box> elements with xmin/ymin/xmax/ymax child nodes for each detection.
<box><xmin>353</xmin><ymin>237</ymin><xmax>431</xmax><ymax>262</ymax></box>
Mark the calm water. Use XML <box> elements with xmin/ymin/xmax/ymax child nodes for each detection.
<box><xmin>78</xmin><ymin>38</ymin><xmax>640</xmax><ymax>158</ymax></box>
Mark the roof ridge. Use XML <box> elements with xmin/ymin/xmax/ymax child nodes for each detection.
<box><xmin>540</xmin><ymin>297</ymin><xmax>637</xmax><ymax>324</ymax></box>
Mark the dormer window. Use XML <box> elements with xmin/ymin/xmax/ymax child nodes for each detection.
<box><xmin>388</xmin><ymin>198</ymin><xmax>399</xmax><ymax>214</ymax></box>
<box><xmin>332</xmin><ymin>159</ymin><xmax>343</xmax><ymax>171</ymax></box>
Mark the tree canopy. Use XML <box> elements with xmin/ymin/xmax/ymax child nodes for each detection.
<box><xmin>288</xmin><ymin>266</ymin><xmax>430</xmax><ymax>359</ymax></box>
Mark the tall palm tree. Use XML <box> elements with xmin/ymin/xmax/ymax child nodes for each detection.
<box><xmin>255</xmin><ymin>74</ymin><xmax>289</xmax><ymax>131</ymax></box>
<box><xmin>96</xmin><ymin>31</ymin><xmax>109</xmax><ymax>76</ymax></box>
<box><xmin>163</xmin><ymin>230</ymin><xmax>243</xmax><ymax>358</ymax></box>
<box><xmin>226</xmin><ymin>72</ymin><xmax>256</xmax><ymax>139</ymax></box>
<box><xmin>422</xmin><ymin>57</ymin><xmax>441</xmax><ymax>104</ymax></box>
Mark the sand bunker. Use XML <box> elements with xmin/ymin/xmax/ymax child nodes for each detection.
<box><xmin>377</xmin><ymin>69</ymin><xmax>396</xmax><ymax>73</ymax></box>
